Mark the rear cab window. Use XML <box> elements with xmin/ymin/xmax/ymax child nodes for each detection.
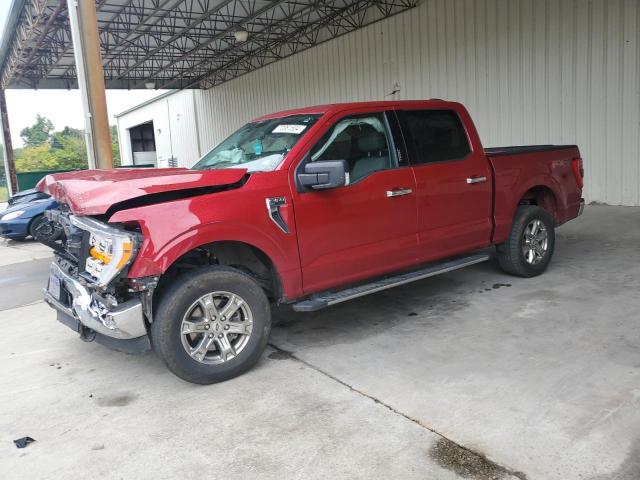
<box><xmin>397</xmin><ymin>110</ymin><xmax>471</xmax><ymax>165</ymax></box>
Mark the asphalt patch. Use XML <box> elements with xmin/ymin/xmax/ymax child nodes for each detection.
<box><xmin>268</xmin><ymin>350</ymin><xmax>292</xmax><ymax>360</ymax></box>
<box><xmin>429</xmin><ymin>438</ymin><xmax>526</xmax><ymax>480</ymax></box>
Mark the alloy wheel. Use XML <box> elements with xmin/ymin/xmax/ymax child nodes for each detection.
<box><xmin>180</xmin><ymin>291</ymin><xmax>253</xmax><ymax>364</ymax></box>
<box><xmin>522</xmin><ymin>219</ymin><xmax>548</xmax><ymax>265</ymax></box>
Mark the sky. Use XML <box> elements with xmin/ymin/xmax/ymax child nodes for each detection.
<box><xmin>0</xmin><ymin>2</ymin><xmax>165</xmax><ymax>147</ymax></box>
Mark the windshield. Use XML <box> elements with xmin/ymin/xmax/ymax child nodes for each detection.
<box><xmin>192</xmin><ymin>114</ymin><xmax>320</xmax><ymax>172</ymax></box>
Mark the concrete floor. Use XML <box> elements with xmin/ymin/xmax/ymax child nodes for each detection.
<box><xmin>1</xmin><ymin>205</ymin><xmax>639</xmax><ymax>479</ymax></box>
<box><xmin>0</xmin><ymin>238</ymin><xmax>51</xmax><ymax>267</ymax></box>
<box><xmin>0</xmin><ymin>257</ymin><xmax>52</xmax><ymax>310</ymax></box>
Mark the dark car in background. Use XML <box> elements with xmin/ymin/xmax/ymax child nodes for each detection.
<box><xmin>0</xmin><ymin>189</ymin><xmax>62</xmax><ymax>242</ymax></box>
<box><xmin>7</xmin><ymin>188</ymin><xmax>50</xmax><ymax>206</ymax></box>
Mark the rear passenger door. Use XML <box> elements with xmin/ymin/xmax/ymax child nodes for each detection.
<box><xmin>397</xmin><ymin>108</ymin><xmax>492</xmax><ymax>261</ymax></box>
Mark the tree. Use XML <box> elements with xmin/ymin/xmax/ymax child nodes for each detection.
<box><xmin>15</xmin><ymin>143</ymin><xmax>57</xmax><ymax>171</ymax></box>
<box><xmin>0</xmin><ymin>146</ymin><xmax>5</xmax><ymax>183</ymax></box>
<box><xmin>50</xmin><ymin>127</ymin><xmax>83</xmax><ymax>150</ymax></box>
<box><xmin>20</xmin><ymin>114</ymin><xmax>54</xmax><ymax>147</ymax></box>
<box><xmin>49</xmin><ymin>133</ymin><xmax>88</xmax><ymax>170</ymax></box>
<box><xmin>13</xmin><ymin>120</ymin><xmax>122</xmax><ymax>172</ymax></box>
<box><xmin>16</xmin><ymin>123</ymin><xmax>87</xmax><ymax>172</ymax></box>
<box><xmin>110</xmin><ymin>125</ymin><xmax>121</xmax><ymax>167</ymax></box>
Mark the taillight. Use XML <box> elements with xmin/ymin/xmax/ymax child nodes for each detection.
<box><xmin>571</xmin><ymin>157</ymin><xmax>584</xmax><ymax>189</ymax></box>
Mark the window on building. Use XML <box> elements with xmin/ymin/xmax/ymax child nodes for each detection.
<box><xmin>129</xmin><ymin>122</ymin><xmax>156</xmax><ymax>153</ymax></box>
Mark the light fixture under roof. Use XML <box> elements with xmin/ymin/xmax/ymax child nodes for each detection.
<box><xmin>144</xmin><ymin>81</ymin><xmax>156</xmax><ymax>90</ymax></box>
<box><xmin>234</xmin><ymin>30</ymin><xmax>249</xmax><ymax>42</ymax></box>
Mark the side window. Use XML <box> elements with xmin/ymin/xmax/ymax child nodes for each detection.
<box><xmin>309</xmin><ymin>113</ymin><xmax>395</xmax><ymax>183</ymax></box>
<box><xmin>399</xmin><ymin>110</ymin><xmax>471</xmax><ymax>164</ymax></box>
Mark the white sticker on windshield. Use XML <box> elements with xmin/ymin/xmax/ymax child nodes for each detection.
<box><xmin>272</xmin><ymin>124</ymin><xmax>307</xmax><ymax>134</ymax></box>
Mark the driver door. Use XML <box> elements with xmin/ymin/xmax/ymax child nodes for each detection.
<box><xmin>291</xmin><ymin>110</ymin><xmax>419</xmax><ymax>294</ymax></box>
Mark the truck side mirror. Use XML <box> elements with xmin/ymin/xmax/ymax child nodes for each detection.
<box><xmin>297</xmin><ymin>160</ymin><xmax>349</xmax><ymax>190</ymax></box>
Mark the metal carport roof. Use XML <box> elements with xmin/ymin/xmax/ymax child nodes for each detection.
<box><xmin>0</xmin><ymin>0</ymin><xmax>416</xmax><ymax>90</ymax></box>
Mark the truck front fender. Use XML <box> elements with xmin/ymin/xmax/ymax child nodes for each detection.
<box><xmin>109</xmin><ymin>196</ymin><xmax>303</xmax><ymax>300</ymax></box>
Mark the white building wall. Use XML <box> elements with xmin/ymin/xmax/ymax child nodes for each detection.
<box><xmin>117</xmin><ymin>97</ymin><xmax>168</xmax><ymax>166</ymax></box>
<box><xmin>166</xmin><ymin>90</ymin><xmax>201</xmax><ymax>166</ymax></box>
<box><xmin>119</xmin><ymin>0</ymin><xmax>640</xmax><ymax>205</ymax></box>
<box><xmin>116</xmin><ymin>89</ymin><xmax>198</xmax><ymax>168</ymax></box>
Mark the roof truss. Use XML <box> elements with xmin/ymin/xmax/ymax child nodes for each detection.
<box><xmin>0</xmin><ymin>0</ymin><xmax>416</xmax><ymax>89</ymax></box>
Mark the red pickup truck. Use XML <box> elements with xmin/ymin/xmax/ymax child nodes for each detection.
<box><xmin>39</xmin><ymin>100</ymin><xmax>584</xmax><ymax>384</ymax></box>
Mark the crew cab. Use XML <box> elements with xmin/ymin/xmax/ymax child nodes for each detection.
<box><xmin>39</xmin><ymin>100</ymin><xmax>585</xmax><ymax>384</ymax></box>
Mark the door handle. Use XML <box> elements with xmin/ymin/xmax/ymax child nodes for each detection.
<box><xmin>386</xmin><ymin>188</ymin><xmax>413</xmax><ymax>197</ymax></box>
<box><xmin>466</xmin><ymin>176</ymin><xmax>487</xmax><ymax>184</ymax></box>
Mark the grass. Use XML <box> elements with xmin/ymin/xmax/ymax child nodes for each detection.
<box><xmin>0</xmin><ymin>186</ymin><xmax>7</xmax><ymax>203</ymax></box>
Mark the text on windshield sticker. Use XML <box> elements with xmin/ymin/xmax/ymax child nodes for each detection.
<box><xmin>272</xmin><ymin>125</ymin><xmax>307</xmax><ymax>134</ymax></box>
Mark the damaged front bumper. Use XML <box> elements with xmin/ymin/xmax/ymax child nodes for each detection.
<box><xmin>44</xmin><ymin>261</ymin><xmax>151</xmax><ymax>354</ymax></box>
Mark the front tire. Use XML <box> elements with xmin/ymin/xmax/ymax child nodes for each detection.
<box><xmin>496</xmin><ymin>205</ymin><xmax>555</xmax><ymax>277</ymax></box>
<box><xmin>29</xmin><ymin>214</ymin><xmax>63</xmax><ymax>243</ymax></box>
<box><xmin>151</xmin><ymin>266</ymin><xmax>271</xmax><ymax>384</ymax></box>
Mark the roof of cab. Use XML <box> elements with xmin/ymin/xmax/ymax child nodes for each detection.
<box><xmin>253</xmin><ymin>99</ymin><xmax>462</xmax><ymax>121</ymax></box>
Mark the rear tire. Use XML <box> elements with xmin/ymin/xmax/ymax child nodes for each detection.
<box><xmin>496</xmin><ymin>205</ymin><xmax>555</xmax><ymax>277</ymax></box>
<box><xmin>151</xmin><ymin>266</ymin><xmax>271</xmax><ymax>384</ymax></box>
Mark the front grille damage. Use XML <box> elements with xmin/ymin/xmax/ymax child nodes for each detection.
<box><xmin>45</xmin><ymin>206</ymin><xmax>156</xmax><ymax>324</ymax></box>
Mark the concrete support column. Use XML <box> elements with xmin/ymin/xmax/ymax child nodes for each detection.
<box><xmin>67</xmin><ymin>0</ymin><xmax>113</xmax><ymax>169</ymax></box>
<box><xmin>0</xmin><ymin>89</ymin><xmax>18</xmax><ymax>195</ymax></box>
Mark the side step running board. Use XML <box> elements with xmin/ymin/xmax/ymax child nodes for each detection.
<box><xmin>292</xmin><ymin>252</ymin><xmax>491</xmax><ymax>312</ymax></box>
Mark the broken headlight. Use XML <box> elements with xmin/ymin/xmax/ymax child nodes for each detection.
<box><xmin>70</xmin><ymin>215</ymin><xmax>136</xmax><ymax>287</ymax></box>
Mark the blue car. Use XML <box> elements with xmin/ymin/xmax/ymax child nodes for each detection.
<box><xmin>0</xmin><ymin>189</ymin><xmax>62</xmax><ymax>242</ymax></box>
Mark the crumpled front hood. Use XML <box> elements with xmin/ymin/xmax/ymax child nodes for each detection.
<box><xmin>37</xmin><ymin>167</ymin><xmax>248</xmax><ymax>215</ymax></box>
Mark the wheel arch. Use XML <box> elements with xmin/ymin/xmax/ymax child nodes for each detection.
<box><xmin>517</xmin><ymin>185</ymin><xmax>559</xmax><ymax>223</ymax></box>
<box><xmin>493</xmin><ymin>176</ymin><xmax>565</xmax><ymax>244</ymax></box>
<box><xmin>153</xmin><ymin>239</ymin><xmax>285</xmax><ymax>308</ymax></box>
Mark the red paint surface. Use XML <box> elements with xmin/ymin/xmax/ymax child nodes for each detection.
<box><xmin>37</xmin><ymin>167</ymin><xmax>247</xmax><ymax>215</ymax></box>
<box><xmin>39</xmin><ymin>100</ymin><xmax>583</xmax><ymax>301</ymax></box>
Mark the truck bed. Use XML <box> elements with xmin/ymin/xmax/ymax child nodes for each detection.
<box><xmin>486</xmin><ymin>144</ymin><xmax>583</xmax><ymax>245</ymax></box>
